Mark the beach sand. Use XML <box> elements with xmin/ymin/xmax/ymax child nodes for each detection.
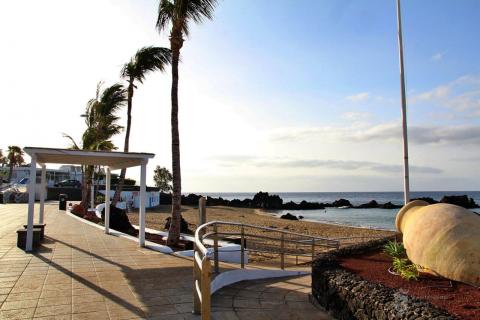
<box><xmin>128</xmin><ymin>205</ymin><xmax>395</xmax><ymax>241</ymax></box>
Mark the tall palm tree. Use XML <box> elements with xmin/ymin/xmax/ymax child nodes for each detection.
<box><xmin>7</xmin><ymin>146</ymin><xmax>25</xmax><ymax>182</ymax></box>
<box><xmin>156</xmin><ymin>0</ymin><xmax>218</xmax><ymax>246</ymax></box>
<box><xmin>64</xmin><ymin>82</ymin><xmax>127</xmax><ymax>212</ymax></box>
<box><xmin>112</xmin><ymin>46</ymin><xmax>171</xmax><ymax>206</ymax></box>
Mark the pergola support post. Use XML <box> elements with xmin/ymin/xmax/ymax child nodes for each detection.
<box><xmin>26</xmin><ymin>154</ymin><xmax>37</xmax><ymax>252</ymax></box>
<box><xmin>90</xmin><ymin>170</ymin><xmax>95</xmax><ymax>210</ymax></box>
<box><xmin>39</xmin><ymin>164</ymin><xmax>46</xmax><ymax>224</ymax></box>
<box><xmin>105</xmin><ymin>167</ymin><xmax>111</xmax><ymax>234</ymax></box>
<box><xmin>139</xmin><ymin>160</ymin><xmax>147</xmax><ymax>247</ymax></box>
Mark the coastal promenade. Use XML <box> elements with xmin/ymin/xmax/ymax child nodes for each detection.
<box><xmin>0</xmin><ymin>203</ymin><xmax>331</xmax><ymax>319</ymax></box>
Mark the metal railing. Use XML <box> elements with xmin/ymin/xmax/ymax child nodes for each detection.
<box><xmin>192</xmin><ymin>220</ymin><xmax>341</xmax><ymax>319</ymax></box>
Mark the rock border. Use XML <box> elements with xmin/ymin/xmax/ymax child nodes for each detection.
<box><xmin>311</xmin><ymin>237</ymin><xmax>456</xmax><ymax>320</ymax></box>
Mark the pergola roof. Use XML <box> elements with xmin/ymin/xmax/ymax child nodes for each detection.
<box><xmin>24</xmin><ymin>147</ymin><xmax>154</xmax><ymax>170</ymax></box>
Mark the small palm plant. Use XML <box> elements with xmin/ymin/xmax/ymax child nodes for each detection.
<box><xmin>392</xmin><ymin>257</ymin><xmax>419</xmax><ymax>281</ymax></box>
<box><xmin>383</xmin><ymin>241</ymin><xmax>406</xmax><ymax>258</ymax></box>
<box><xmin>383</xmin><ymin>240</ymin><xmax>419</xmax><ymax>281</ymax></box>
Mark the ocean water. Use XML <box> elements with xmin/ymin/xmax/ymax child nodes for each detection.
<box><xmin>196</xmin><ymin>191</ymin><xmax>480</xmax><ymax>231</ymax></box>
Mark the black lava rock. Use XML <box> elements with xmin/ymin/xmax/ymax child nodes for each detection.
<box><xmin>101</xmin><ymin>205</ymin><xmax>135</xmax><ymax>234</ymax></box>
<box><xmin>164</xmin><ymin>216</ymin><xmax>190</xmax><ymax>233</ymax></box>
<box><xmin>440</xmin><ymin>195</ymin><xmax>479</xmax><ymax>208</ymax></box>
<box><xmin>280</xmin><ymin>213</ymin><xmax>299</xmax><ymax>221</ymax></box>
<box><xmin>332</xmin><ymin>199</ymin><xmax>352</xmax><ymax>208</ymax></box>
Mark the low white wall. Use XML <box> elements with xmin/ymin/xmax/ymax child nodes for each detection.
<box><xmin>210</xmin><ymin>269</ymin><xmax>310</xmax><ymax>294</ymax></box>
<box><xmin>65</xmin><ymin>209</ymin><xmax>173</xmax><ymax>254</ymax></box>
<box><xmin>175</xmin><ymin>244</ymin><xmax>249</xmax><ymax>264</ymax></box>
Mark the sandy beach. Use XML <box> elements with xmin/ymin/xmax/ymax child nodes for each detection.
<box><xmin>127</xmin><ymin>205</ymin><xmax>395</xmax><ymax>242</ymax></box>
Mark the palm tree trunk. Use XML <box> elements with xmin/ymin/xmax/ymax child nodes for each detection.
<box><xmin>112</xmin><ymin>80</ymin><xmax>134</xmax><ymax>206</ymax></box>
<box><xmin>81</xmin><ymin>165</ymin><xmax>92</xmax><ymax>215</ymax></box>
<box><xmin>7</xmin><ymin>163</ymin><xmax>13</xmax><ymax>182</ymax></box>
<box><xmin>167</xmin><ymin>34</ymin><xmax>183</xmax><ymax>246</ymax></box>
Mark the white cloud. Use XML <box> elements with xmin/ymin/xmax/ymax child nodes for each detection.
<box><xmin>211</xmin><ymin>156</ymin><xmax>442</xmax><ymax>174</ymax></box>
<box><xmin>345</xmin><ymin>92</ymin><xmax>370</xmax><ymax>103</ymax></box>
<box><xmin>270</xmin><ymin>122</ymin><xmax>480</xmax><ymax>145</ymax></box>
<box><xmin>431</xmin><ymin>52</ymin><xmax>444</xmax><ymax>62</ymax></box>
<box><xmin>341</xmin><ymin>111</ymin><xmax>371</xmax><ymax>121</ymax></box>
<box><xmin>410</xmin><ymin>75</ymin><xmax>480</xmax><ymax>117</ymax></box>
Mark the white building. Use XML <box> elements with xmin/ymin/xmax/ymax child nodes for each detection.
<box><xmin>8</xmin><ymin>165</ymin><xmax>81</xmax><ymax>186</ymax></box>
<box><xmin>98</xmin><ymin>189</ymin><xmax>160</xmax><ymax>209</ymax></box>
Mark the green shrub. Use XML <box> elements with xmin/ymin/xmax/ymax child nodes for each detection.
<box><xmin>383</xmin><ymin>241</ymin><xmax>406</xmax><ymax>259</ymax></box>
<box><xmin>96</xmin><ymin>194</ymin><xmax>105</xmax><ymax>204</ymax></box>
<box><xmin>392</xmin><ymin>257</ymin><xmax>419</xmax><ymax>281</ymax></box>
<box><xmin>385</xmin><ymin>241</ymin><xmax>418</xmax><ymax>281</ymax></box>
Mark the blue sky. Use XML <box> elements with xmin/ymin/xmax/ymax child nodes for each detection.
<box><xmin>1</xmin><ymin>0</ymin><xmax>479</xmax><ymax>191</ymax></box>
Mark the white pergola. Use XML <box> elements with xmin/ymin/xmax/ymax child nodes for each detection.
<box><xmin>23</xmin><ymin>147</ymin><xmax>154</xmax><ymax>252</ymax></box>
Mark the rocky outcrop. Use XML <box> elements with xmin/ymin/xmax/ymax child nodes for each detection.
<box><xmin>440</xmin><ymin>195</ymin><xmax>479</xmax><ymax>208</ymax></box>
<box><xmin>381</xmin><ymin>201</ymin><xmax>402</xmax><ymax>209</ymax></box>
<box><xmin>160</xmin><ymin>192</ymin><xmax>477</xmax><ymax>211</ymax></box>
<box><xmin>355</xmin><ymin>200</ymin><xmax>402</xmax><ymax>209</ymax></box>
<box><xmin>280</xmin><ymin>212</ymin><xmax>299</xmax><ymax>221</ymax></box>
<box><xmin>282</xmin><ymin>200</ymin><xmax>325</xmax><ymax>210</ymax></box>
<box><xmin>357</xmin><ymin>200</ymin><xmax>378</xmax><ymax>208</ymax></box>
<box><xmin>411</xmin><ymin>197</ymin><xmax>438</xmax><ymax>204</ymax></box>
<box><xmin>332</xmin><ymin>199</ymin><xmax>352</xmax><ymax>208</ymax></box>
<box><xmin>252</xmin><ymin>191</ymin><xmax>283</xmax><ymax>209</ymax></box>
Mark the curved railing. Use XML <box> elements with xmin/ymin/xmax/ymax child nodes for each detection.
<box><xmin>192</xmin><ymin>220</ymin><xmax>342</xmax><ymax>319</ymax></box>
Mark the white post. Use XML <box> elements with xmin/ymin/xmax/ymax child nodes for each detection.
<box><xmin>105</xmin><ymin>167</ymin><xmax>111</xmax><ymax>234</ymax></box>
<box><xmin>26</xmin><ymin>155</ymin><xmax>37</xmax><ymax>252</ymax></box>
<box><xmin>139</xmin><ymin>161</ymin><xmax>147</xmax><ymax>247</ymax></box>
<box><xmin>39</xmin><ymin>164</ymin><xmax>46</xmax><ymax>224</ymax></box>
<box><xmin>90</xmin><ymin>169</ymin><xmax>95</xmax><ymax>209</ymax></box>
<box><xmin>396</xmin><ymin>0</ymin><xmax>410</xmax><ymax>204</ymax></box>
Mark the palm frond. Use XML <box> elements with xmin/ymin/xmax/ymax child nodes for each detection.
<box><xmin>94</xmin><ymin>140</ymin><xmax>117</xmax><ymax>151</ymax></box>
<box><xmin>99</xmin><ymin>83</ymin><xmax>127</xmax><ymax>114</ymax></box>
<box><xmin>156</xmin><ymin>0</ymin><xmax>175</xmax><ymax>33</ymax></box>
<box><xmin>123</xmin><ymin>46</ymin><xmax>171</xmax><ymax>83</ymax></box>
<box><xmin>62</xmin><ymin>133</ymin><xmax>81</xmax><ymax>150</ymax></box>
<box><xmin>120</xmin><ymin>61</ymin><xmax>136</xmax><ymax>79</ymax></box>
<box><xmin>157</xmin><ymin>0</ymin><xmax>218</xmax><ymax>37</ymax></box>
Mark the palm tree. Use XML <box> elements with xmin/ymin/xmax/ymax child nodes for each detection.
<box><xmin>7</xmin><ymin>146</ymin><xmax>25</xmax><ymax>182</ymax></box>
<box><xmin>0</xmin><ymin>149</ymin><xmax>7</xmax><ymax>167</ymax></box>
<box><xmin>112</xmin><ymin>46</ymin><xmax>171</xmax><ymax>206</ymax></box>
<box><xmin>64</xmin><ymin>82</ymin><xmax>127</xmax><ymax>212</ymax></box>
<box><xmin>156</xmin><ymin>0</ymin><xmax>218</xmax><ymax>246</ymax></box>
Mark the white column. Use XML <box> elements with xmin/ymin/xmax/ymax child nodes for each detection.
<box><xmin>39</xmin><ymin>164</ymin><xmax>46</xmax><ymax>224</ymax></box>
<box><xmin>90</xmin><ymin>170</ymin><xmax>95</xmax><ymax>209</ymax></box>
<box><xmin>105</xmin><ymin>167</ymin><xmax>111</xmax><ymax>234</ymax></box>
<box><xmin>139</xmin><ymin>161</ymin><xmax>147</xmax><ymax>247</ymax></box>
<box><xmin>26</xmin><ymin>155</ymin><xmax>37</xmax><ymax>252</ymax></box>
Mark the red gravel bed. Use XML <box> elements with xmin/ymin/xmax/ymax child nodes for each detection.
<box><xmin>340</xmin><ymin>252</ymin><xmax>480</xmax><ymax>320</ymax></box>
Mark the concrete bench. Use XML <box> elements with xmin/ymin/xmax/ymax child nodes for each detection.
<box><xmin>23</xmin><ymin>224</ymin><xmax>46</xmax><ymax>240</ymax></box>
<box><xmin>17</xmin><ymin>228</ymin><xmax>42</xmax><ymax>249</ymax></box>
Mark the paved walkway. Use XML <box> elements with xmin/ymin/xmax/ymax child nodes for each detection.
<box><xmin>0</xmin><ymin>203</ymin><xmax>332</xmax><ymax>320</ymax></box>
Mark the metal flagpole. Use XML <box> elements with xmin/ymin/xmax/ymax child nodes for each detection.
<box><xmin>396</xmin><ymin>0</ymin><xmax>410</xmax><ymax>204</ymax></box>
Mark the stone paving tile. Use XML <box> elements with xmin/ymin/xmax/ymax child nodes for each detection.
<box><xmin>0</xmin><ymin>307</ymin><xmax>36</xmax><ymax>319</ymax></box>
<box><xmin>34</xmin><ymin>304</ymin><xmax>72</xmax><ymax>318</ymax></box>
<box><xmin>211</xmin><ymin>276</ymin><xmax>335</xmax><ymax>320</ymax></box>
<box><xmin>0</xmin><ymin>204</ymin><xmax>332</xmax><ymax>320</ymax></box>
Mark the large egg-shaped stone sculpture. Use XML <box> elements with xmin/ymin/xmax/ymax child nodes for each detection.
<box><xmin>396</xmin><ymin>200</ymin><xmax>480</xmax><ymax>286</ymax></box>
